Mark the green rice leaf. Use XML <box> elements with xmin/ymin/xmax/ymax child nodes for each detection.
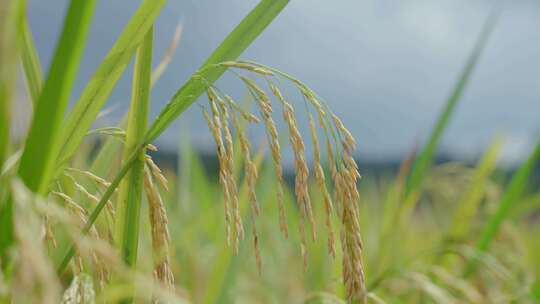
<box><xmin>404</xmin><ymin>12</ymin><xmax>498</xmax><ymax>199</ymax></box>
<box><xmin>447</xmin><ymin>137</ymin><xmax>502</xmax><ymax>240</ymax></box>
<box><xmin>56</xmin><ymin>0</ymin><xmax>165</xmax><ymax>168</ymax></box>
<box><xmin>18</xmin><ymin>0</ymin><xmax>96</xmax><ymax>194</ymax></box>
<box><xmin>0</xmin><ymin>0</ymin><xmax>26</xmax><ymax>256</ymax></box>
<box><xmin>465</xmin><ymin>138</ymin><xmax>540</xmax><ymax>276</ymax></box>
<box><xmin>19</xmin><ymin>16</ymin><xmax>42</xmax><ymax>106</ymax></box>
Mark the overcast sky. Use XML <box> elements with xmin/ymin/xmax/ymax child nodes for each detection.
<box><xmin>24</xmin><ymin>0</ymin><xmax>540</xmax><ymax>164</ymax></box>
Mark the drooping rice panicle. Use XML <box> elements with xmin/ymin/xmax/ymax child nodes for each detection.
<box><xmin>230</xmin><ymin>101</ymin><xmax>262</xmax><ymax>272</ymax></box>
<box><xmin>202</xmin><ymin>106</ymin><xmax>232</xmax><ymax>246</ymax></box>
<box><xmin>224</xmin><ymin>95</ymin><xmax>260</xmax><ymax>124</ymax></box>
<box><xmin>332</xmin><ymin>113</ymin><xmax>357</xmax><ymax>153</ymax></box>
<box><xmin>63</xmin><ymin>172</ymin><xmax>115</xmax><ymax>218</ymax></box>
<box><xmin>230</xmin><ymin>103</ymin><xmax>260</xmax><ymax>217</ymax></box>
<box><xmin>338</xmin><ymin>146</ymin><xmax>366</xmax><ymax>303</ymax></box>
<box><xmin>51</xmin><ymin>191</ymin><xmax>108</xmax><ymax>287</ymax></box>
<box><xmin>143</xmin><ymin>168</ymin><xmax>175</xmax><ymax>292</ymax></box>
<box><xmin>269</xmin><ymin>84</ymin><xmax>315</xmax><ymax>265</ymax></box>
<box><xmin>65</xmin><ymin>167</ymin><xmax>112</xmax><ymax>188</ymax></box>
<box><xmin>72</xmin><ymin>180</ymin><xmax>115</xmax><ymax>218</ymax></box>
<box><xmin>52</xmin><ymin>192</ymin><xmax>88</xmax><ymax>217</ymax></box>
<box><xmin>209</xmin><ymin>88</ymin><xmax>244</xmax><ymax>253</ymax></box>
<box><xmin>309</xmin><ymin>113</ymin><xmax>336</xmax><ymax>257</ymax></box>
<box><xmin>241</xmin><ymin>77</ymin><xmax>289</xmax><ymax>238</ymax></box>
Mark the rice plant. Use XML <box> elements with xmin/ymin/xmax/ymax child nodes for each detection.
<box><xmin>1</xmin><ymin>0</ymin><xmax>540</xmax><ymax>303</ymax></box>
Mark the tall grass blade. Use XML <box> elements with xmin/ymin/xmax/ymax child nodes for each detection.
<box><xmin>447</xmin><ymin>137</ymin><xmax>502</xmax><ymax>241</ymax></box>
<box><xmin>19</xmin><ymin>17</ymin><xmax>42</xmax><ymax>106</ymax></box>
<box><xmin>114</xmin><ymin>28</ymin><xmax>153</xmax><ymax>270</ymax></box>
<box><xmin>0</xmin><ymin>0</ymin><xmax>25</xmax><ymax>256</ymax></box>
<box><xmin>18</xmin><ymin>0</ymin><xmax>96</xmax><ymax>194</ymax></box>
<box><xmin>404</xmin><ymin>11</ymin><xmax>498</xmax><ymax>199</ymax></box>
<box><xmin>464</xmin><ymin>139</ymin><xmax>540</xmax><ymax>276</ymax></box>
<box><xmin>145</xmin><ymin>0</ymin><xmax>289</xmax><ymax>142</ymax></box>
<box><xmin>56</xmin><ymin>0</ymin><xmax>165</xmax><ymax>167</ymax></box>
<box><xmin>0</xmin><ymin>0</ymin><xmax>23</xmax><ymax>170</ymax></box>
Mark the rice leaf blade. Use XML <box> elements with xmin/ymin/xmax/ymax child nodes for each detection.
<box><xmin>464</xmin><ymin>138</ymin><xmax>540</xmax><ymax>276</ymax></box>
<box><xmin>404</xmin><ymin>12</ymin><xmax>497</xmax><ymax>199</ymax></box>
<box><xmin>18</xmin><ymin>0</ymin><xmax>96</xmax><ymax>194</ymax></box>
<box><xmin>19</xmin><ymin>16</ymin><xmax>42</xmax><ymax>106</ymax></box>
<box><xmin>56</xmin><ymin>0</ymin><xmax>165</xmax><ymax>168</ymax></box>
<box><xmin>447</xmin><ymin>137</ymin><xmax>502</xmax><ymax>241</ymax></box>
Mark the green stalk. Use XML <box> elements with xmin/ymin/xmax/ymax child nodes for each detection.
<box><xmin>404</xmin><ymin>11</ymin><xmax>497</xmax><ymax>199</ymax></box>
<box><xmin>145</xmin><ymin>0</ymin><xmax>289</xmax><ymax>142</ymax></box>
<box><xmin>114</xmin><ymin>28</ymin><xmax>153</xmax><ymax>269</ymax></box>
<box><xmin>464</xmin><ymin>139</ymin><xmax>540</xmax><ymax>276</ymax></box>
<box><xmin>19</xmin><ymin>16</ymin><xmax>42</xmax><ymax>106</ymax></box>
<box><xmin>18</xmin><ymin>0</ymin><xmax>96</xmax><ymax>195</ymax></box>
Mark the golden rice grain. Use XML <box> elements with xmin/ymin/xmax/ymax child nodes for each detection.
<box><xmin>270</xmin><ymin>84</ymin><xmax>316</xmax><ymax>265</ymax></box>
<box><xmin>242</xmin><ymin>78</ymin><xmax>289</xmax><ymax>237</ymax></box>
<box><xmin>66</xmin><ymin>168</ymin><xmax>111</xmax><ymax>188</ymax></box>
<box><xmin>210</xmin><ymin>88</ymin><xmax>244</xmax><ymax>253</ymax></box>
<box><xmin>145</xmin><ymin>155</ymin><xmax>169</xmax><ymax>191</ymax></box>
<box><xmin>72</xmin><ymin>181</ymin><xmax>115</xmax><ymax>218</ymax></box>
<box><xmin>202</xmin><ymin>106</ymin><xmax>232</xmax><ymax>246</ymax></box>
<box><xmin>309</xmin><ymin>114</ymin><xmax>336</xmax><ymax>257</ymax></box>
<box><xmin>230</xmin><ymin>105</ymin><xmax>262</xmax><ymax>272</ymax></box>
<box><xmin>143</xmin><ymin>168</ymin><xmax>175</xmax><ymax>291</ymax></box>
<box><xmin>52</xmin><ymin>192</ymin><xmax>88</xmax><ymax>217</ymax></box>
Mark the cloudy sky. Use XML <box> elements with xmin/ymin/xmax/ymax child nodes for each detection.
<box><xmin>25</xmin><ymin>0</ymin><xmax>540</xmax><ymax>164</ymax></box>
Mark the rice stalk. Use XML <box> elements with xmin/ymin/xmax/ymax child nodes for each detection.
<box><xmin>113</xmin><ymin>30</ymin><xmax>153</xmax><ymax>304</ymax></box>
